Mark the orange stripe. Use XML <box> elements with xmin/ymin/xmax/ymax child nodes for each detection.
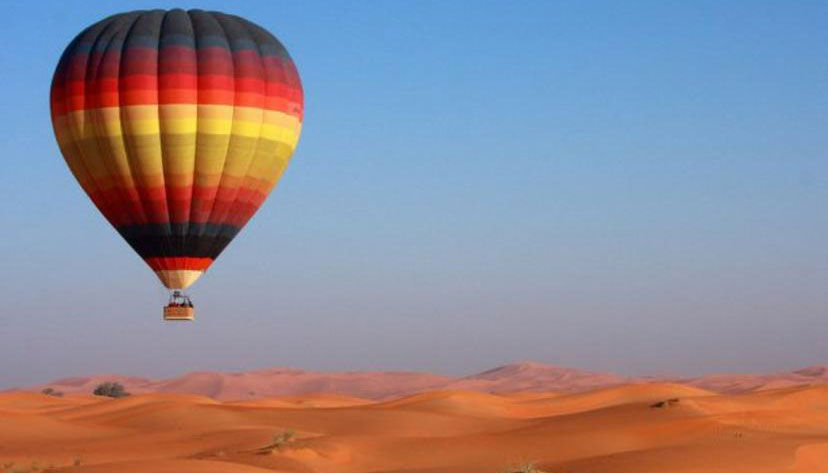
<box><xmin>145</xmin><ymin>257</ymin><xmax>213</xmax><ymax>271</ymax></box>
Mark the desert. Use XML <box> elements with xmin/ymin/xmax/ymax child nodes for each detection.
<box><xmin>2</xmin><ymin>363</ymin><xmax>827</xmax><ymax>473</ymax></box>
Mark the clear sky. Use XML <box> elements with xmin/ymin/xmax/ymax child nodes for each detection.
<box><xmin>0</xmin><ymin>1</ymin><xmax>826</xmax><ymax>388</ymax></box>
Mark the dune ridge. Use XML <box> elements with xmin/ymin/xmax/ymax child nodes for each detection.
<box><xmin>10</xmin><ymin>362</ymin><xmax>828</xmax><ymax>401</ymax></box>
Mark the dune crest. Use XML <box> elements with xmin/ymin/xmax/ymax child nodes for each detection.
<box><xmin>11</xmin><ymin>362</ymin><xmax>828</xmax><ymax>401</ymax></box>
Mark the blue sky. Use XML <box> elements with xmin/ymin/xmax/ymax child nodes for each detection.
<box><xmin>1</xmin><ymin>1</ymin><xmax>826</xmax><ymax>387</ymax></box>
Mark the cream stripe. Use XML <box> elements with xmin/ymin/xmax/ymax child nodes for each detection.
<box><xmin>155</xmin><ymin>270</ymin><xmax>204</xmax><ymax>289</ymax></box>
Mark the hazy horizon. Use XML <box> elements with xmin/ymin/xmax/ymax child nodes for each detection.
<box><xmin>7</xmin><ymin>357</ymin><xmax>828</xmax><ymax>391</ymax></box>
<box><xmin>1</xmin><ymin>1</ymin><xmax>826</xmax><ymax>388</ymax></box>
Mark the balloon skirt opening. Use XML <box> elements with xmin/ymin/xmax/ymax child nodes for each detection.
<box><xmin>156</xmin><ymin>270</ymin><xmax>203</xmax><ymax>289</ymax></box>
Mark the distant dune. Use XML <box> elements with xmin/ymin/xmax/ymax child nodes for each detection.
<box><xmin>683</xmin><ymin>365</ymin><xmax>828</xmax><ymax>394</ymax></box>
<box><xmin>9</xmin><ymin>362</ymin><xmax>827</xmax><ymax>401</ymax></box>
<box><xmin>1</xmin><ymin>383</ymin><xmax>828</xmax><ymax>472</ymax></box>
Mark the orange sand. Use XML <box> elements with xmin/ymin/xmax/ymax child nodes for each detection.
<box><xmin>1</xmin><ymin>383</ymin><xmax>827</xmax><ymax>473</ymax></box>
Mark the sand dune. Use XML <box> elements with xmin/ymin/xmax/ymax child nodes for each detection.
<box><xmin>13</xmin><ymin>362</ymin><xmax>827</xmax><ymax>401</ymax></box>
<box><xmin>684</xmin><ymin>365</ymin><xmax>828</xmax><ymax>394</ymax></box>
<box><xmin>1</xmin><ymin>383</ymin><xmax>827</xmax><ymax>473</ymax></box>
<box><xmin>446</xmin><ymin>361</ymin><xmax>626</xmax><ymax>393</ymax></box>
<box><xmin>19</xmin><ymin>368</ymin><xmax>455</xmax><ymax>400</ymax></box>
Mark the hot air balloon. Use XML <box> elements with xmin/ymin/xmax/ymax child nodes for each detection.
<box><xmin>50</xmin><ymin>9</ymin><xmax>303</xmax><ymax>321</ymax></box>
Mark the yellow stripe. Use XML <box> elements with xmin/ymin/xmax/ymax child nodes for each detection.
<box><xmin>59</xmin><ymin>105</ymin><xmax>301</xmax><ymax>146</ymax></box>
<box><xmin>159</xmin><ymin>104</ymin><xmax>198</xmax><ymax>135</ymax></box>
<box><xmin>53</xmin><ymin>103</ymin><xmax>302</xmax><ymax>207</ymax></box>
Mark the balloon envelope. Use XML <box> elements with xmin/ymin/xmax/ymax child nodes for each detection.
<box><xmin>50</xmin><ymin>9</ymin><xmax>303</xmax><ymax>289</ymax></box>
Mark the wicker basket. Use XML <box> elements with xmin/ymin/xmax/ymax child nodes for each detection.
<box><xmin>164</xmin><ymin>306</ymin><xmax>195</xmax><ymax>321</ymax></box>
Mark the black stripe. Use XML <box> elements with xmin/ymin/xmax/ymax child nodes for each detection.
<box><xmin>116</xmin><ymin>223</ymin><xmax>241</xmax><ymax>259</ymax></box>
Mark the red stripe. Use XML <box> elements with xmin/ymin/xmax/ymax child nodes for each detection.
<box><xmin>145</xmin><ymin>257</ymin><xmax>213</xmax><ymax>271</ymax></box>
<box><xmin>159</xmin><ymin>73</ymin><xmax>198</xmax><ymax>89</ymax></box>
<box><xmin>159</xmin><ymin>46</ymin><xmax>198</xmax><ymax>74</ymax></box>
<box><xmin>52</xmin><ymin>78</ymin><xmax>301</xmax><ymax>112</ymax></box>
<box><xmin>51</xmin><ymin>44</ymin><xmax>302</xmax><ymax>113</ymax></box>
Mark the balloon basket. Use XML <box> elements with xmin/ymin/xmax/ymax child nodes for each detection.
<box><xmin>164</xmin><ymin>291</ymin><xmax>195</xmax><ymax>321</ymax></box>
<box><xmin>164</xmin><ymin>305</ymin><xmax>194</xmax><ymax>321</ymax></box>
